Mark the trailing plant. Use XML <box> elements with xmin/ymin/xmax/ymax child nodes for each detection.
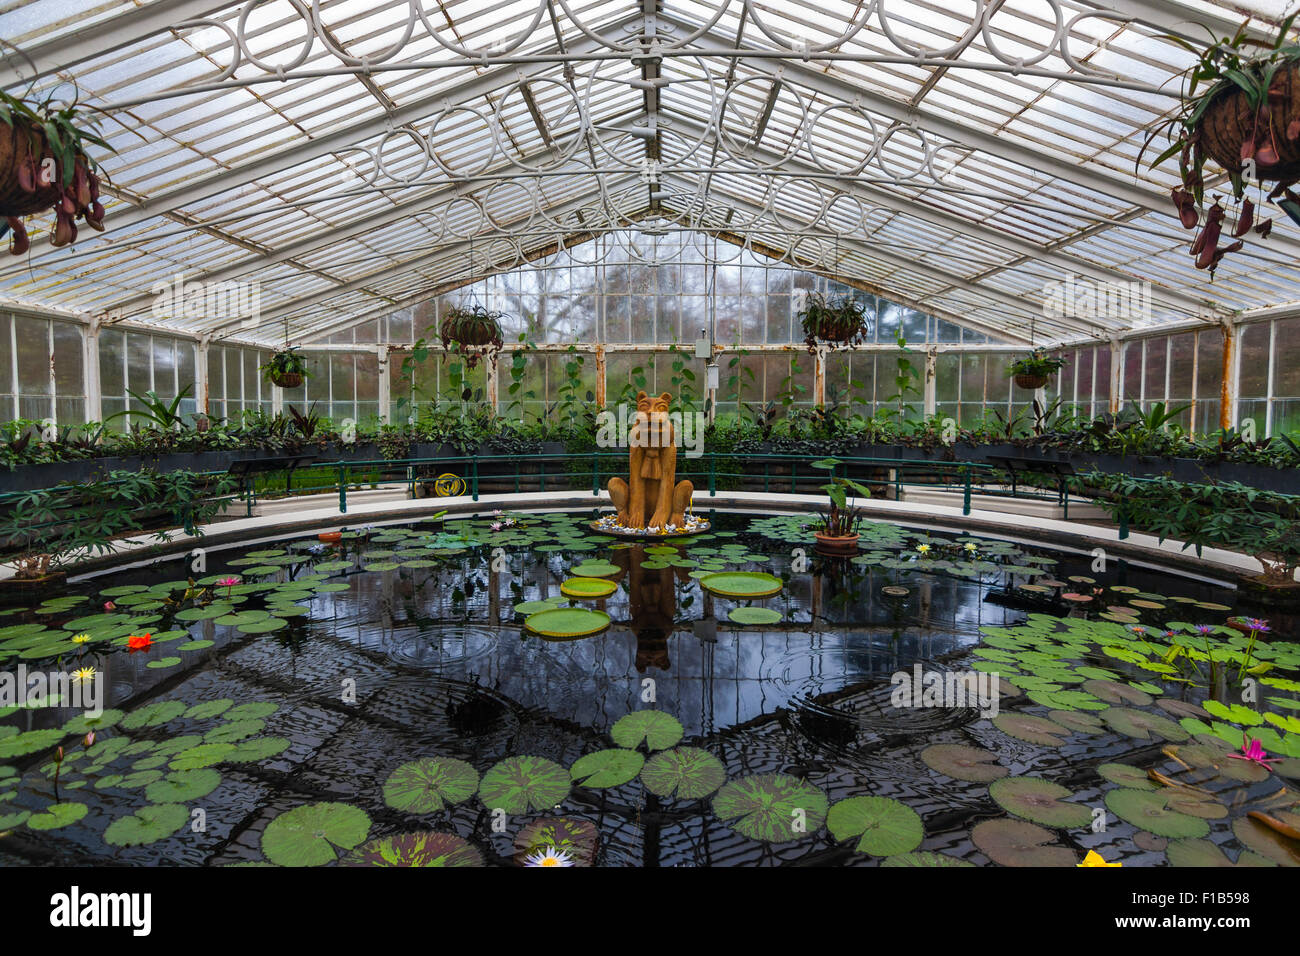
<box><xmin>1007</xmin><ymin>349</ymin><xmax>1067</xmax><ymax>383</ymax></box>
<box><xmin>439</xmin><ymin>303</ymin><xmax>504</xmax><ymax>370</ymax></box>
<box><xmin>798</xmin><ymin>292</ymin><xmax>869</xmax><ymax>352</ymax></box>
<box><xmin>259</xmin><ymin>348</ymin><xmax>310</xmax><ymax>388</ymax></box>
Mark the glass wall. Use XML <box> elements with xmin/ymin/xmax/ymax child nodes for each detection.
<box><xmin>1238</xmin><ymin>316</ymin><xmax>1300</xmax><ymax>437</ymax></box>
<box><xmin>0</xmin><ymin>312</ymin><xmax>85</xmax><ymax>426</ymax></box>
<box><xmin>205</xmin><ymin>343</ymin><xmax>272</xmax><ymax>424</ymax></box>
<box><xmin>1116</xmin><ymin>327</ymin><xmax>1224</xmax><ymax>435</ymax></box>
<box><xmin>100</xmin><ymin>328</ymin><xmax>197</xmax><ymax>429</ymax></box>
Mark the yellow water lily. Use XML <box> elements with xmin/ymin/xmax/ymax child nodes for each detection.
<box><xmin>1077</xmin><ymin>850</ymin><xmax>1121</xmax><ymax>867</ymax></box>
<box><xmin>71</xmin><ymin>666</ymin><xmax>96</xmax><ymax>684</ymax></box>
<box><xmin>70</xmin><ymin>633</ymin><xmax>91</xmax><ymax>645</ymax></box>
<box><xmin>963</xmin><ymin>542</ymin><xmax>978</xmax><ymax>553</ymax></box>
<box><xmin>916</xmin><ymin>544</ymin><xmax>932</xmax><ymax>555</ymax></box>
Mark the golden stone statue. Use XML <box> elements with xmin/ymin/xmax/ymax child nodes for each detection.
<box><xmin>607</xmin><ymin>391</ymin><xmax>695</xmax><ymax>531</ymax></box>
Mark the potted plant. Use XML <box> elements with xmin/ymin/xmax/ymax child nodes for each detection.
<box><xmin>440</xmin><ymin>303</ymin><xmax>504</xmax><ymax>370</ymax></box>
<box><xmin>260</xmin><ymin>347</ymin><xmax>310</xmax><ymax>389</ymax></box>
<box><xmin>1007</xmin><ymin>350</ymin><xmax>1066</xmax><ymax>390</ymax></box>
<box><xmin>0</xmin><ymin>90</ymin><xmax>111</xmax><ymax>253</ymax></box>
<box><xmin>1143</xmin><ymin>14</ymin><xmax>1298</xmax><ymax>272</ymax></box>
<box><xmin>799</xmin><ymin>292</ymin><xmax>869</xmax><ymax>353</ymax></box>
<box><xmin>810</xmin><ymin>457</ymin><xmax>874</xmax><ymax>555</ymax></box>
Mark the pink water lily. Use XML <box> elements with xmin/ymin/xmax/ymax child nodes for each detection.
<box><xmin>1226</xmin><ymin>733</ymin><xmax>1280</xmax><ymax>770</ymax></box>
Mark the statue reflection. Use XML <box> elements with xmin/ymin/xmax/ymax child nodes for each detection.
<box><xmin>610</xmin><ymin>545</ymin><xmax>691</xmax><ymax>674</ymax></box>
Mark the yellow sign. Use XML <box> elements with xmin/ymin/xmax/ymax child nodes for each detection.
<box><xmin>433</xmin><ymin>473</ymin><xmax>465</xmax><ymax>497</ymax></box>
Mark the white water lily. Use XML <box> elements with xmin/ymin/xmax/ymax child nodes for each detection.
<box><xmin>524</xmin><ymin>846</ymin><xmax>575</xmax><ymax>867</ymax></box>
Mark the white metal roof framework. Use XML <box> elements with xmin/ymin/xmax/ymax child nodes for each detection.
<box><xmin>1</xmin><ymin>0</ymin><xmax>1297</xmax><ymax>351</ymax></box>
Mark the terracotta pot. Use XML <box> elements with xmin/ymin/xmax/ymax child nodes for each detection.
<box><xmin>1014</xmin><ymin>373</ymin><xmax>1048</xmax><ymax>390</ymax></box>
<box><xmin>317</xmin><ymin>531</ymin><xmax>342</xmax><ymax>544</ymax></box>
<box><xmin>271</xmin><ymin>371</ymin><xmax>302</xmax><ymax>389</ymax></box>
<box><xmin>1200</xmin><ymin>61</ymin><xmax>1300</xmax><ymax>182</ymax></box>
<box><xmin>814</xmin><ymin>531</ymin><xmax>859</xmax><ymax>555</ymax></box>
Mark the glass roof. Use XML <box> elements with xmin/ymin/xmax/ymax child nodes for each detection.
<box><xmin>0</xmin><ymin>0</ymin><xmax>1296</xmax><ymax>347</ymax></box>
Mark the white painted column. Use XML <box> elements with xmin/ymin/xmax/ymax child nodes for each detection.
<box><xmin>377</xmin><ymin>345</ymin><xmax>391</xmax><ymax>423</ymax></box>
<box><xmin>83</xmin><ymin>315</ymin><xmax>102</xmax><ymax>425</ymax></box>
<box><xmin>196</xmin><ymin>335</ymin><xmax>210</xmax><ymax>417</ymax></box>
<box><xmin>923</xmin><ymin>347</ymin><xmax>937</xmax><ymax>417</ymax></box>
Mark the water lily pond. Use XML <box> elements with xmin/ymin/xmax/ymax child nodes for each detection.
<box><xmin>1</xmin><ymin>509</ymin><xmax>1297</xmax><ymax>867</ymax></box>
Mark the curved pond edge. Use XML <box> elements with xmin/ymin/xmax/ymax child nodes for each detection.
<box><xmin>18</xmin><ymin>488</ymin><xmax>1291</xmax><ymax>596</ymax></box>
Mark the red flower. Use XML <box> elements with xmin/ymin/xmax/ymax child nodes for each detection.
<box><xmin>127</xmin><ymin>633</ymin><xmax>152</xmax><ymax>652</ymax></box>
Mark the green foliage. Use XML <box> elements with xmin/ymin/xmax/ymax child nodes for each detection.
<box><xmin>0</xmin><ymin>469</ymin><xmax>235</xmax><ymax>577</ymax></box>
<box><xmin>1082</xmin><ymin>473</ymin><xmax>1300</xmax><ymax>581</ymax></box>
<box><xmin>258</xmin><ymin>347</ymin><xmax>310</xmax><ymax>384</ymax></box>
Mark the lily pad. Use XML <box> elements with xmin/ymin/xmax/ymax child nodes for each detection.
<box><xmin>569</xmin><ymin>748</ymin><xmax>645</xmax><ymax>789</ymax></box>
<box><xmin>261</xmin><ymin>802</ymin><xmax>372</xmax><ymax>866</ymax></box>
<box><xmin>971</xmin><ymin>818</ymin><xmax>1075</xmax><ymax>866</ymax></box>
<box><xmin>1166</xmin><ymin>838</ymin><xmax>1274</xmax><ymax>868</ymax></box>
<box><xmin>991</xmin><ymin>713</ymin><xmax>1070</xmax><ymax>747</ymax></box>
<box><xmin>1097</xmin><ymin>763</ymin><xmax>1155</xmax><ymax>790</ymax></box>
<box><xmin>1104</xmin><ymin>789</ymin><xmax>1210</xmax><ymax>839</ymax></box>
<box><xmin>344</xmin><ymin>830</ymin><xmax>484</xmax><ymax>867</ymax></box>
<box><xmin>989</xmin><ymin>777</ymin><xmax>1091</xmax><ymax>828</ymax></box>
<box><xmin>712</xmin><ymin>773</ymin><xmax>828</xmax><ymax>844</ymax></box>
<box><xmin>610</xmin><ymin>711</ymin><xmax>684</xmax><ymax>752</ymax></box>
<box><xmin>26</xmin><ymin>801</ymin><xmax>87</xmax><ymax>830</ymax></box>
<box><xmin>1103</xmin><ymin>707</ymin><xmax>1189</xmax><ymax>743</ymax></box>
<box><xmin>727</xmin><ymin>607</ymin><xmax>783</xmax><ymax>625</ymax></box>
<box><xmin>881</xmin><ymin>851</ymin><xmax>974</xmax><ymax>867</ymax></box>
<box><xmin>698</xmin><ymin>571</ymin><xmax>782</xmax><ymax>598</ymax></box>
<box><xmin>514</xmin><ymin>816</ymin><xmax>599</xmax><ymax>866</ymax></box>
<box><xmin>523</xmin><ymin>607</ymin><xmax>611</xmax><ymax>639</ymax></box>
<box><xmin>640</xmin><ymin>747</ymin><xmax>726</xmax><ymax>800</ymax></box>
<box><xmin>920</xmin><ymin>744</ymin><xmax>1008</xmax><ymax>782</ymax></box>
<box><xmin>144</xmin><ymin>769</ymin><xmax>221</xmax><ymax>803</ymax></box>
<box><xmin>559</xmin><ymin>577</ymin><xmax>617</xmax><ymax>599</ymax></box>
<box><xmin>104</xmin><ymin>803</ymin><xmax>188</xmax><ymax>846</ymax></box>
<box><xmin>827</xmin><ymin>796</ymin><xmax>923</xmax><ymax>856</ymax></box>
<box><xmin>383</xmin><ymin>757</ymin><xmax>480</xmax><ymax>813</ymax></box>
<box><xmin>478</xmin><ymin>756</ymin><xmax>571</xmax><ymax>815</ymax></box>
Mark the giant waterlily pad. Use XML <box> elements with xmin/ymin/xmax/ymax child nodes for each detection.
<box><xmin>712</xmin><ymin>774</ymin><xmax>827</xmax><ymax>844</ymax></box>
<box><xmin>559</xmin><ymin>577</ymin><xmax>617</xmax><ymax>599</ymax></box>
<box><xmin>1104</xmin><ymin>789</ymin><xmax>1209</xmax><ymax>839</ymax></box>
<box><xmin>920</xmin><ymin>744</ymin><xmax>1008</xmax><ymax>782</ymax></box>
<box><xmin>698</xmin><ymin>571</ymin><xmax>782</xmax><ymax>598</ymax></box>
<box><xmin>478</xmin><ymin>756</ymin><xmax>571</xmax><ymax>814</ymax></box>
<box><xmin>971</xmin><ymin>818</ymin><xmax>1075</xmax><ymax>867</ymax></box>
<box><xmin>261</xmin><ymin>802</ymin><xmax>372</xmax><ymax>866</ymax></box>
<box><xmin>728</xmin><ymin>607</ymin><xmax>783</xmax><ymax>625</ymax></box>
<box><xmin>640</xmin><ymin>747</ymin><xmax>726</xmax><ymax>800</ymax></box>
<box><xmin>523</xmin><ymin>607</ymin><xmax>610</xmax><ymax>639</ymax></box>
<box><xmin>104</xmin><ymin>803</ymin><xmax>188</xmax><ymax>846</ymax></box>
<box><xmin>1103</xmin><ymin>707</ymin><xmax>1188</xmax><ymax>743</ymax></box>
<box><xmin>569</xmin><ymin>749</ymin><xmax>644</xmax><ymax>789</ymax></box>
<box><xmin>989</xmin><ymin>777</ymin><xmax>1091</xmax><ymax>828</ymax></box>
<box><xmin>610</xmin><ymin>711</ymin><xmax>683</xmax><ymax>752</ymax></box>
<box><xmin>826</xmin><ymin>796</ymin><xmax>923</xmax><ymax>856</ymax></box>
<box><xmin>344</xmin><ymin>831</ymin><xmax>484</xmax><ymax>867</ymax></box>
<box><xmin>383</xmin><ymin>757</ymin><xmax>479</xmax><ymax>813</ymax></box>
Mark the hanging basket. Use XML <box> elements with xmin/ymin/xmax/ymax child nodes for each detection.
<box><xmin>270</xmin><ymin>371</ymin><xmax>302</xmax><ymax>389</ymax></box>
<box><xmin>1014</xmin><ymin>373</ymin><xmax>1049</xmax><ymax>390</ymax></box>
<box><xmin>1198</xmin><ymin>60</ymin><xmax>1300</xmax><ymax>182</ymax></box>
<box><xmin>440</xmin><ymin>309</ymin><xmax>501</xmax><ymax>347</ymax></box>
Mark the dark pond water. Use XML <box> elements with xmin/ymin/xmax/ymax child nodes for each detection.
<box><xmin>1</xmin><ymin>509</ymin><xmax>1297</xmax><ymax>867</ymax></box>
